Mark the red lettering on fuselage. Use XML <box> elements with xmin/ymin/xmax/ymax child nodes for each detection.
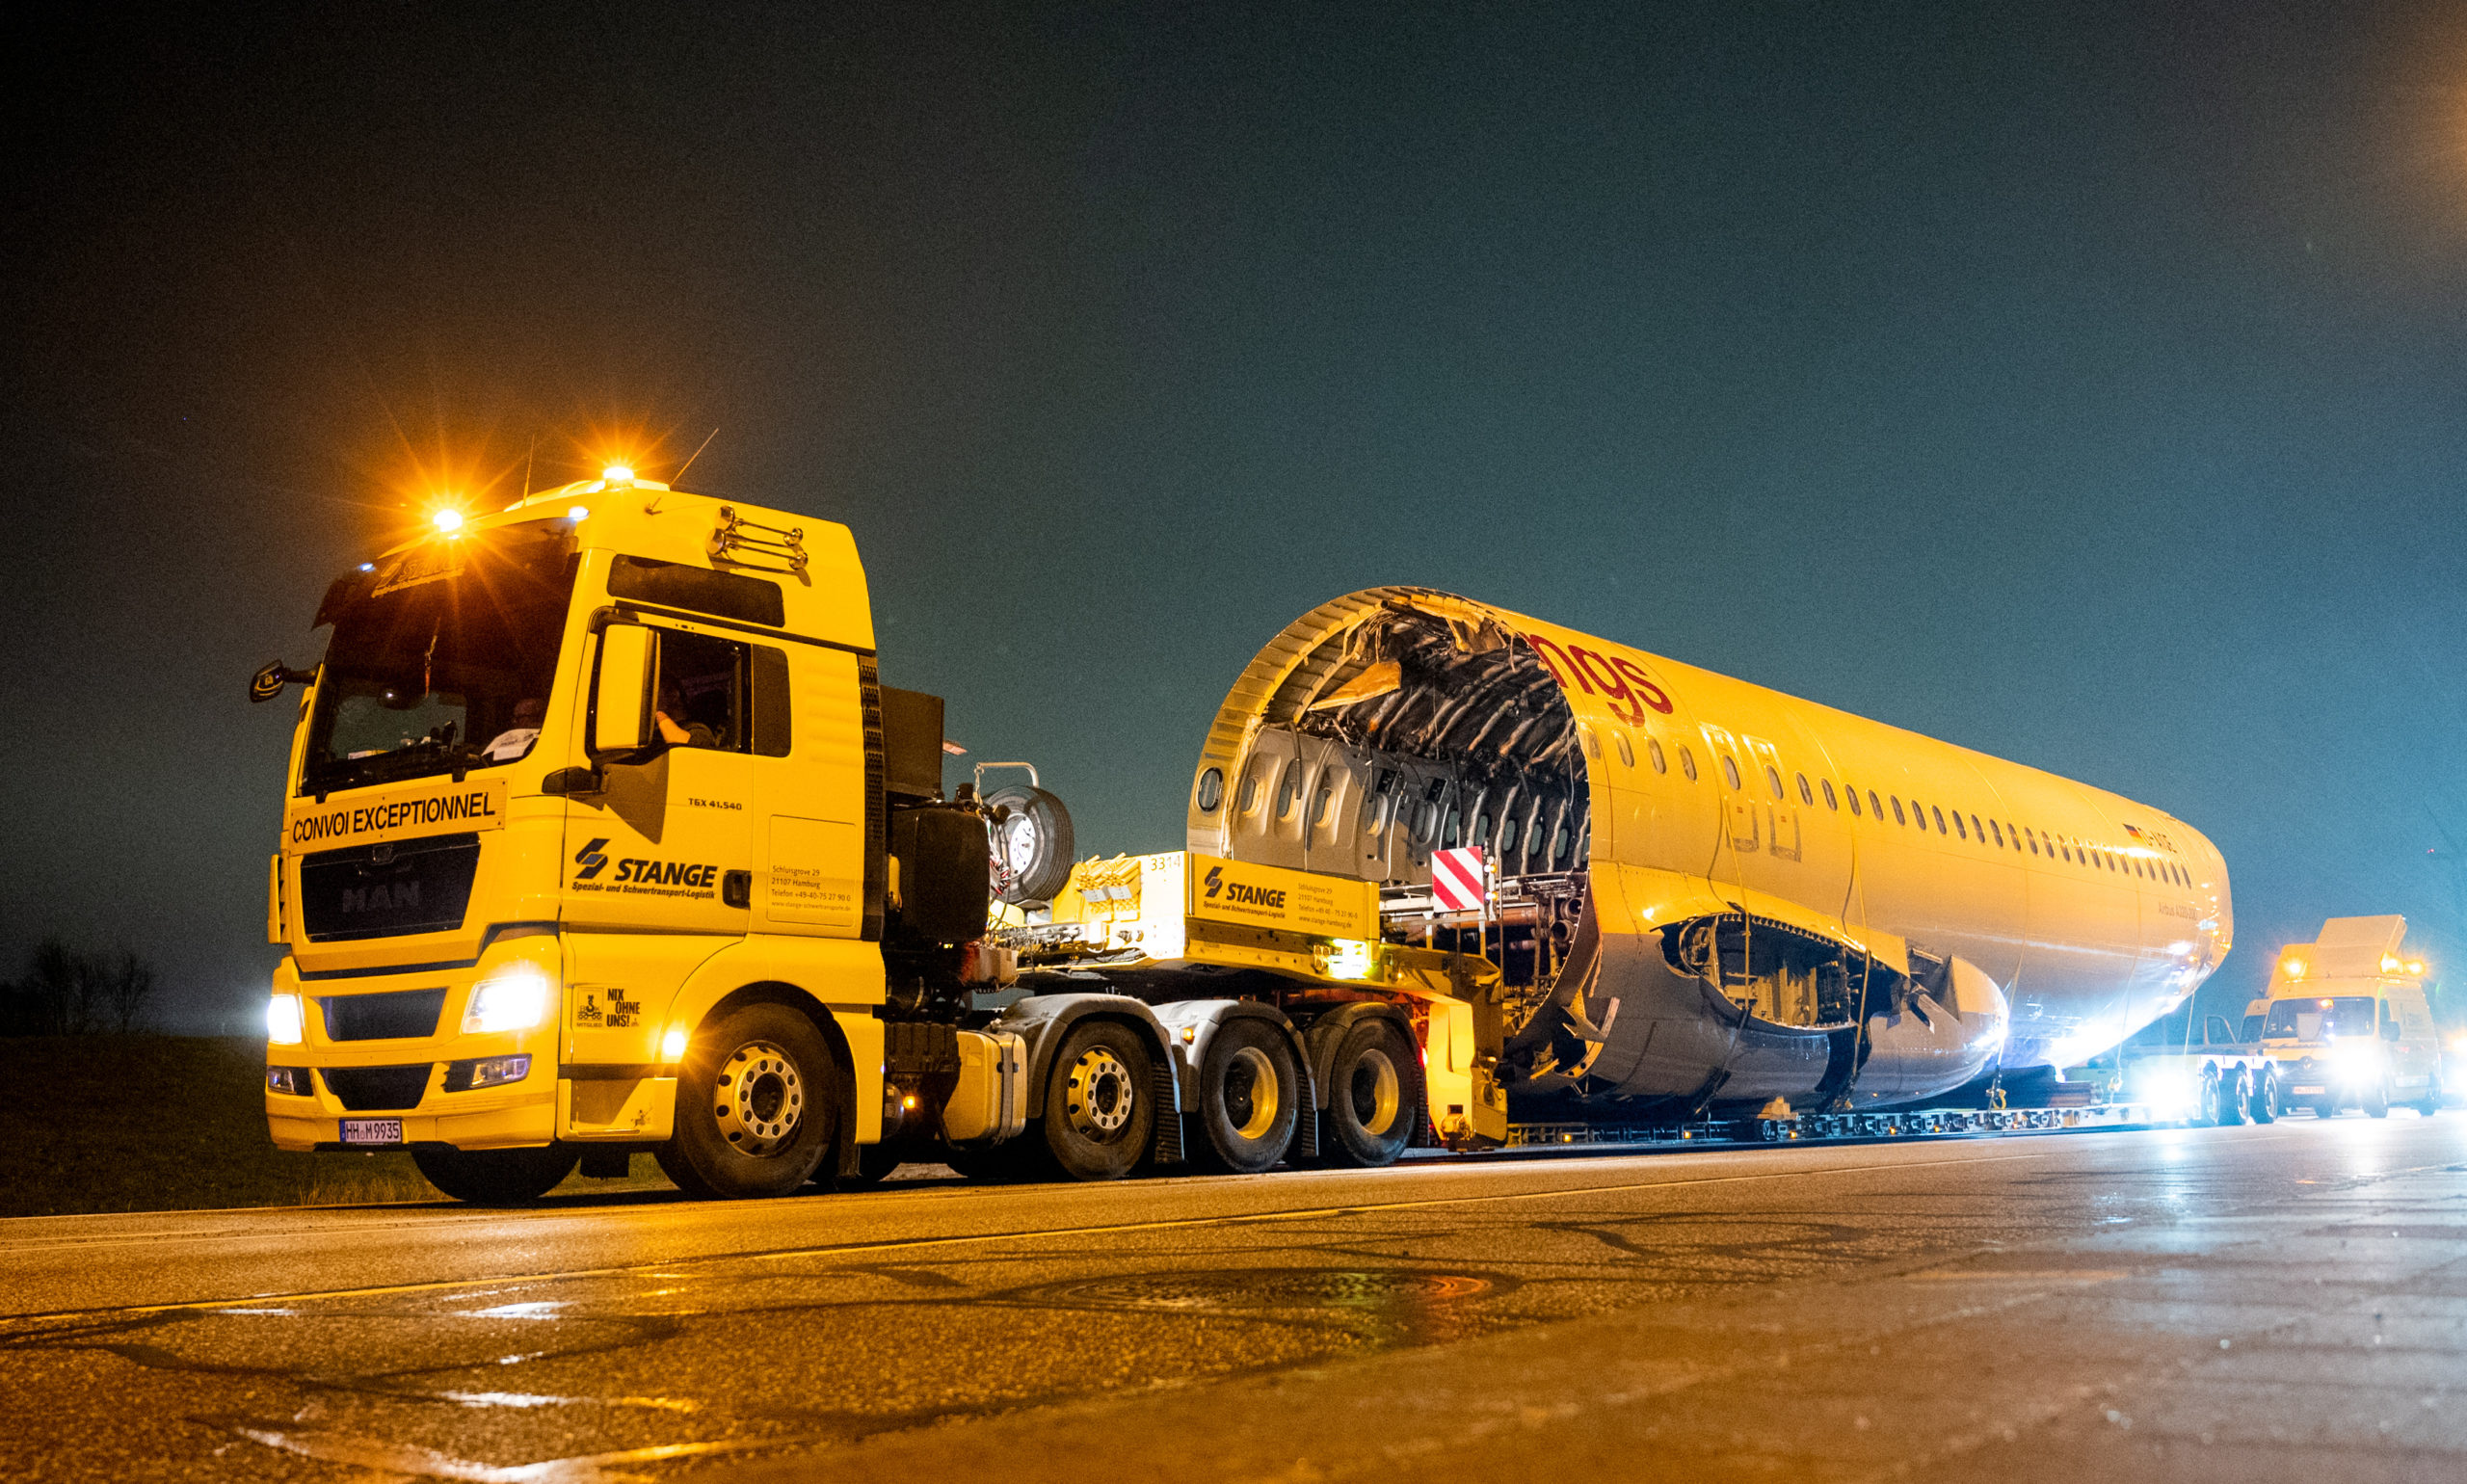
<box><xmin>1521</xmin><ymin>632</ymin><xmax>1675</xmax><ymax>725</ymax></box>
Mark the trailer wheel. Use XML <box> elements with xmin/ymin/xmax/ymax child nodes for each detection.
<box><xmin>1193</xmin><ymin>1019</ymin><xmax>1300</xmax><ymax>1174</ymax></box>
<box><xmin>1041</xmin><ymin>1020</ymin><xmax>1154</xmax><ymax>1180</ymax></box>
<box><xmin>1319</xmin><ymin>1018</ymin><xmax>1419</xmax><ymax>1168</ymax></box>
<box><xmin>985</xmin><ymin>785</ymin><xmax>1074</xmax><ymax>905</ymax></box>
<box><xmin>411</xmin><ymin>1144</ymin><xmax>578</xmax><ymax>1206</ymax></box>
<box><xmin>2247</xmin><ymin>1068</ymin><xmax>2280</xmax><ymax>1125</ymax></box>
<box><xmin>657</xmin><ymin>1004</ymin><xmax>841</xmax><ymax>1199</ymax></box>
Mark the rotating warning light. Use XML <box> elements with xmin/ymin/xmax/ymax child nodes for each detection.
<box><xmin>431</xmin><ymin>508</ymin><xmax>464</xmax><ymax>533</ymax></box>
<box><xmin>601</xmin><ymin>464</ymin><xmax>634</xmax><ymax>485</ymax></box>
<box><xmin>2283</xmin><ymin>957</ymin><xmax>2307</xmax><ymax>979</ymax></box>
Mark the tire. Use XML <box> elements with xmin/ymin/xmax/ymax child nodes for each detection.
<box><xmin>2222</xmin><ymin>1070</ymin><xmax>2251</xmax><ymax>1126</ymax></box>
<box><xmin>2196</xmin><ymin>1070</ymin><xmax>2228</xmax><ymax>1127</ymax></box>
<box><xmin>1318</xmin><ymin>1017</ymin><xmax>1419</xmax><ymax>1168</ymax></box>
<box><xmin>1040</xmin><ymin>1019</ymin><xmax>1154</xmax><ymax>1180</ymax></box>
<box><xmin>656</xmin><ymin>1003</ymin><xmax>843</xmax><ymax>1199</ymax></box>
<box><xmin>411</xmin><ymin>1144</ymin><xmax>578</xmax><ymax>1206</ymax></box>
<box><xmin>2364</xmin><ymin>1077</ymin><xmax>2391</xmax><ymax>1119</ymax></box>
<box><xmin>985</xmin><ymin>785</ymin><xmax>1074</xmax><ymax>905</ymax></box>
<box><xmin>1192</xmin><ymin>1019</ymin><xmax>1300</xmax><ymax>1174</ymax></box>
<box><xmin>2247</xmin><ymin>1068</ymin><xmax>2280</xmax><ymax>1125</ymax></box>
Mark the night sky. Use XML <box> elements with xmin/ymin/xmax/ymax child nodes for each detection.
<box><xmin>7</xmin><ymin>3</ymin><xmax>2466</xmax><ymax>1031</ymax></box>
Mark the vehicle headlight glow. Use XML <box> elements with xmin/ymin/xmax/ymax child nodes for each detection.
<box><xmin>2330</xmin><ymin>1039</ymin><xmax>2379</xmax><ymax>1079</ymax></box>
<box><xmin>463</xmin><ymin>968</ymin><xmax>552</xmax><ymax>1034</ymax></box>
<box><xmin>2136</xmin><ymin>1067</ymin><xmax>2198</xmax><ymax>1113</ymax></box>
<box><xmin>267</xmin><ymin>993</ymin><xmax>305</xmax><ymax>1046</ymax></box>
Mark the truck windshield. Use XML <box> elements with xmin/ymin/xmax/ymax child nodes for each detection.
<box><xmin>2262</xmin><ymin>996</ymin><xmax>2376</xmax><ymax>1042</ymax></box>
<box><xmin>300</xmin><ymin>532</ymin><xmax>578</xmax><ymax>796</ymax></box>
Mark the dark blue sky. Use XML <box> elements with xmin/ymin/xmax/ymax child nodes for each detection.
<box><xmin>6</xmin><ymin>2</ymin><xmax>2466</xmax><ymax>1028</ymax></box>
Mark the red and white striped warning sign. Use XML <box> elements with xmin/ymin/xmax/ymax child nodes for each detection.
<box><xmin>1429</xmin><ymin>846</ymin><xmax>1488</xmax><ymax>912</ymax></box>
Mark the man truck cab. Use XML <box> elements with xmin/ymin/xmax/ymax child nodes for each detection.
<box><xmin>2260</xmin><ymin>916</ymin><xmax>2442</xmax><ymax>1119</ymax></box>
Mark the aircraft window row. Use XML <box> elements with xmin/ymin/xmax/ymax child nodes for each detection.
<box><xmin>1597</xmin><ymin>723</ymin><xmax>2197</xmax><ymax>890</ymax></box>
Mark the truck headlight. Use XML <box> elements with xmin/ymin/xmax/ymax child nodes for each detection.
<box><xmin>2331</xmin><ymin>1040</ymin><xmax>2379</xmax><ymax>1080</ymax></box>
<box><xmin>463</xmin><ymin>969</ymin><xmax>552</xmax><ymax>1034</ymax></box>
<box><xmin>267</xmin><ymin>993</ymin><xmax>305</xmax><ymax>1046</ymax></box>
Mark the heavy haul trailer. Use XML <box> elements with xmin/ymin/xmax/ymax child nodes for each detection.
<box><xmin>252</xmin><ymin>475</ymin><xmax>2231</xmax><ymax>1204</ymax></box>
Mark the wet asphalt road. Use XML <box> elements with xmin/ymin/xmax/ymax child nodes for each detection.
<box><xmin>5</xmin><ymin>1114</ymin><xmax>2466</xmax><ymax>1483</ymax></box>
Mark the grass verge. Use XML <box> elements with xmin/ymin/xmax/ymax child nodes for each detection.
<box><xmin>0</xmin><ymin>1036</ymin><xmax>673</xmax><ymax>1218</ymax></box>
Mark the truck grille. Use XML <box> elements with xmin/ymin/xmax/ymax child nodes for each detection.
<box><xmin>320</xmin><ymin>1064</ymin><xmax>435</xmax><ymax>1111</ymax></box>
<box><xmin>299</xmin><ymin>833</ymin><xmax>481</xmax><ymax>941</ymax></box>
<box><xmin>319</xmin><ymin>988</ymin><xmax>448</xmax><ymax>1042</ymax></box>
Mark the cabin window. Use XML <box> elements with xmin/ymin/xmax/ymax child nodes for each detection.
<box><xmin>1648</xmin><ymin>738</ymin><xmax>1668</xmax><ymax>774</ymax></box>
<box><xmin>1952</xmin><ymin>811</ymin><xmax>1967</xmax><ymax>839</ymax></box>
<box><xmin>1929</xmin><ymin>805</ymin><xmax>1945</xmax><ymax>834</ymax></box>
<box><xmin>1614</xmin><ymin>733</ymin><xmax>1635</xmax><ymax>768</ymax></box>
<box><xmin>1680</xmin><ymin>746</ymin><xmax>1698</xmax><ymax>782</ymax></box>
<box><xmin>1870</xmin><ymin>790</ymin><xmax>1885</xmax><ymax>819</ymax></box>
<box><xmin>1798</xmin><ymin>773</ymin><xmax>1817</xmax><ymax>806</ymax></box>
<box><xmin>1821</xmin><ymin>779</ymin><xmax>1839</xmax><ymax>809</ymax></box>
<box><xmin>1846</xmin><ymin>784</ymin><xmax>1862</xmax><ymax>815</ymax></box>
<box><xmin>1970</xmin><ymin>813</ymin><xmax>1984</xmax><ymax>841</ymax></box>
<box><xmin>1764</xmin><ymin>764</ymin><xmax>1785</xmax><ymax>800</ymax></box>
<box><xmin>1237</xmin><ymin>766</ymin><xmax>1261</xmax><ymax>814</ymax></box>
<box><xmin>1988</xmin><ymin>818</ymin><xmax>2003</xmax><ymax>846</ymax></box>
<box><xmin>1721</xmin><ymin>755</ymin><xmax>1741</xmax><ymax>790</ymax></box>
<box><xmin>1275</xmin><ymin>760</ymin><xmax>1302</xmax><ymax>820</ymax></box>
<box><xmin>1892</xmin><ymin>797</ymin><xmax>1906</xmax><ymax>825</ymax></box>
<box><xmin>2027</xmin><ymin>830</ymin><xmax>2039</xmax><ymax>855</ymax></box>
<box><xmin>1196</xmin><ymin>768</ymin><xmax>1225</xmax><ymax>813</ymax></box>
<box><xmin>1578</xmin><ymin>727</ymin><xmax>1601</xmax><ymax>760</ymax></box>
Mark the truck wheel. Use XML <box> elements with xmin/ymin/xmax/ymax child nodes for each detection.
<box><xmin>2222</xmin><ymin>1070</ymin><xmax>2251</xmax><ymax>1126</ymax></box>
<box><xmin>2195</xmin><ymin>1069</ymin><xmax>2226</xmax><ymax>1126</ymax></box>
<box><xmin>2364</xmin><ymin>1077</ymin><xmax>2391</xmax><ymax>1119</ymax></box>
<box><xmin>1193</xmin><ymin>1019</ymin><xmax>1300</xmax><ymax>1174</ymax></box>
<box><xmin>2247</xmin><ymin>1069</ymin><xmax>2280</xmax><ymax>1125</ymax></box>
<box><xmin>985</xmin><ymin>785</ymin><xmax>1074</xmax><ymax>905</ymax></box>
<box><xmin>2309</xmin><ymin>1098</ymin><xmax>2338</xmax><ymax>1119</ymax></box>
<box><xmin>657</xmin><ymin>1004</ymin><xmax>842</xmax><ymax>1199</ymax></box>
<box><xmin>1040</xmin><ymin>1020</ymin><xmax>1154</xmax><ymax>1180</ymax></box>
<box><xmin>1319</xmin><ymin>1018</ymin><xmax>1419</xmax><ymax>1168</ymax></box>
<box><xmin>411</xmin><ymin>1144</ymin><xmax>578</xmax><ymax>1206</ymax></box>
<box><xmin>2419</xmin><ymin>1076</ymin><xmax>2442</xmax><ymax>1117</ymax></box>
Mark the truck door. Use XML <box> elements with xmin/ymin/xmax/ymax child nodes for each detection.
<box><xmin>562</xmin><ymin>622</ymin><xmax>754</xmax><ymax>936</ymax></box>
<box><xmin>751</xmin><ymin>645</ymin><xmax>868</xmax><ymax>937</ymax></box>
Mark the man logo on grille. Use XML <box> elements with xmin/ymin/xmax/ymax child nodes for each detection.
<box><xmin>573</xmin><ymin>837</ymin><xmax>611</xmax><ymax>881</ymax></box>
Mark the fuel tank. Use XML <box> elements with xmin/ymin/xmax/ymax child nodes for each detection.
<box><xmin>1184</xmin><ymin>589</ymin><xmax>2229</xmax><ymax>1116</ymax></box>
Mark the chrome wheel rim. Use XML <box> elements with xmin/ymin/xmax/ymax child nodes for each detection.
<box><xmin>1065</xmin><ymin>1047</ymin><xmax>1135</xmax><ymax>1139</ymax></box>
<box><xmin>1223</xmin><ymin>1045</ymin><xmax>1280</xmax><ymax>1142</ymax></box>
<box><xmin>1348</xmin><ymin>1047</ymin><xmax>1401</xmax><ymax>1135</ymax></box>
<box><xmin>713</xmin><ymin>1040</ymin><xmax>804</xmax><ymax>1155</ymax></box>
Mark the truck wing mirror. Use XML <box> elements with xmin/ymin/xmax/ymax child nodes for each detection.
<box><xmin>249</xmin><ymin>659</ymin><xmax>316</xmax><ymax>703</ymax></box>
<box><xmin>592</xmin><ymin>623</ymin><xmax>658</xmax><ymax>756</ymax></box>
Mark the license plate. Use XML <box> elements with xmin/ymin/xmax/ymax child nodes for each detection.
<box><xmin>2291</xmin><ymin>1085</ymin><xmax>2324</xmax><ymax>1096</ymax></box>
<box><xmin>340</xmin><ymin>1118</ymin><xmax>404</xmax><ymax>1146</ymax></box>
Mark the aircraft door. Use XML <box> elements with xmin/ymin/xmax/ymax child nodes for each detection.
<box><xmin>562</xmin><ymin>622</ymin><xmax>754</xmax><ymax>936</ymax></box>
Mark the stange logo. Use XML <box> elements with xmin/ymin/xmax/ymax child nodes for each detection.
<box><xmin>1203</xmin><ymin>864</ymin><xmax>1286</xmax><ymax>909</ymax></box>
<box><xmin>574</xmin><ymin>838</ymin><xmax>611</xmax><ymax>881</ymax></box>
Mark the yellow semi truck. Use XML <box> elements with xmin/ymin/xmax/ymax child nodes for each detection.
<box><xmin>254</xmin><ymin>473</ymin><xmax>1499</xmax><ymax>1202</ymax></box>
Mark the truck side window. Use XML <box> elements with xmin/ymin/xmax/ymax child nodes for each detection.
<box><xmin>611</xmin><ymin>555</ymin><xmax>785</xmax><ymax>626</ymax></box>
<box><xmin>749</xmin><ymin>645</ymin><xmax>790</xmax><ymax>756</ymax></box>
<box><xmin>655</xmin><ymin>628</ymin><xmax>746</xmax><ymax>752</ymax></box>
